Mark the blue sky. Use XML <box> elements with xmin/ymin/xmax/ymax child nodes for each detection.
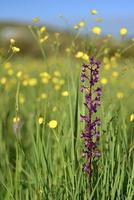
<box><xmin>0</xmin><ymin>0</ymin><xmax>134</xmax><ymax>36</ymax></box>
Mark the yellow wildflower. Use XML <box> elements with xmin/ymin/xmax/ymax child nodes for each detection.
<box><xmin>104</xmin><ymin>64</ymin><xmax>111</xmax><ymax>70</ymax></box>
<box><xmin>112</xmin><ymin>71</ymin><xmax>119</xmax><ymax>78</ymax></box>
<box><xmin>16</xmin><ymin>71</ymin><xmax>22</xmax><ymax>78</ymax></box>
<box><xmin>28</xmin><ymin>78</ymin><xmax>37</xmax><ymax>86</ymax></box>
<box><xmin>19</xmin><ymin>94</ymin><xmax>25</xmax><ymax>104</ymax></box>
<box><xmin>4</xmin><ymin>62</ymin><xmax>11</xmax><ymax>69</ymax></box>
<box><xmin>75</xmin><ymin>51</ymin><xmax>84</xmax><ymax>58</ymax></box>
<box><xmin>41</xmin><ymin>78</ymin><xmax>49</xmax><ymax>84</ymax></box>
<box><xmin>130</xmin><ymin>113</ymin><xmax>134</xmax><ymax>122</ymax></box>
<box><xmin>10</xmin><ymin>38</ymin><xmax>16</xmax><ymax>45</ymax></box>
<box><xmin>90</xmin><ymin>9</ymin><xmax>97</xmax><ymax>15</ymax></box>
<box><xmin>91</xmin><ymin>26</ymin><xmax>101</xmax><ymax>35</ymax></box>
<box><xmin>52</xmin><ymin>77</ymin><xmax>59</xmax><ymax>84</ymax></box>
<box><xmin>12</xmin><ymin>46</ymin><xmax>20</xmax><ymax>53</ymax></box>
<box><xmin>22</xmin><ymin>80</ymin><xmax>28</xmax><ymax>86</ymax></box>
<box><xmin>40</xmin><ymin>26</ymin><xmax>46</xmax><ymax>34</ymax></box>
<box><xmin>13</xmin><ymin>117</ymin><xmax>20</xmax><ymax>123</ymax></box>
<box><xmin>65</xmin><ymin>48</ymin><xmax>71</xmax><ymax>53</ymax></box>
<box><xmin>116</xmin><ymin>92</ymin><xmax>124</xmax><ymax>99</ymax></box>
<box><xmin>104</xmin><ymin>48</ymin><xmax>109</xmax><ymax>55</ymax></box>
<box><xmin>54</xmin><ymin>84</ymin><xmax>61</xmax><ymax>91</ymax></box>
<box><xmin>38</xmin><ymin>117</ymin><xmax>44</xmax><ymax>125</ymax></box>
<box><xmin>74</xmin><ymin>25</ymin><xmax>79</xmax><ymax>30</ymax></box>
<box><xmin>39</xmin><ymin>72</ymin><xmax>51</xmax><ymax>79</ymax></box>
<box><xmin>101</xmin><ymin>78</ymin><xmax>108</xmax><ymax>85</ymax></box>
<box><xmin>52</xmin><ymin>106</ymin><xmax>57</xmax><ymax>112</ymax></box>
<box><xmin>111</xmin><ymin>56</ymin><xmax>117</xmax><ymax>64</ymax></box>
<box><xmin>54</xmin><ymin>71</ymin><xmax>61</xmax><ymax>77</ymax></box>
<box><xmin>82</xmin><ymin>54</ymin><xmax>89</xmax><ymax>62</ymax></box>
<box><xmin>7</xmin><ymin>69</ymin><xmax>14</xmax><ymax>76</ymax></box>
<box><xmin>61</xmin><ymin>91</ymin><xmax>69</xmax><ymax>97</ymax></box>
<box><xmin>48</xmin><ymin>120</ymin><xmax>57</xmax><ymax>129</ymax></box>
<box><xmin>40</xmin><ymin>36</ymin><xmax>49</xmax><ymax>43</ymax></box>
<box><xmin>120</xmin><ymin>27</ymin><xmax>127</xmax><ymax>36</ymax></box>
<box><xmin>59</xmin><ymin>79</ymin><xmax>65</xmax><ymax>85</ymax></box>
<box><xmin>33</xmin><ymin>17</ymin><xmax>39</xmax><ymax>22</ymax></box>
<box><xmin>78</xmin><ymin>21</ymin><xmax>85</xmax><ymax>28</ymax></box>
<box><xmin>40</xmin><ymin>93</ymin><xmax>47</xmax><ymax>99</ymax></box>
<box><xmin>103</xmin><ymin>57</ymin><xmax>109</xmax><ymax>64</ymax></box>
<box><xmin>0</xmin><ymin>77</ymin><xmax>7</xmax><ymax>85</ymax></box>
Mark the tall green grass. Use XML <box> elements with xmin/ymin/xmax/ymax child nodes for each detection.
<box><xmin>0</xmin><ymin>60</ymin><xmax>133</xmax><ymax>199</ymax></box>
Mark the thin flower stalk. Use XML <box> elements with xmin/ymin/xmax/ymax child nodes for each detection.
<box><xmin>80</xmin><ymin>57</ymin><xmax>102</xmax><ymax>190</ymax></box>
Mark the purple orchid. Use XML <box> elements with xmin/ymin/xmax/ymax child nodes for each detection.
<box><xmin>80</xmin><ymin>57</ymin><xmax>102</xmax><ymax>181</ymax></box>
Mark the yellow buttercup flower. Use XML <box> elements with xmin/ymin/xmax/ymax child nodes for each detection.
<box><xmin>4</xmin><ymin>62</ymin><xmax>11</xmax><ymax>69</ymax></box>
<box><xmin>13</xmin><ymin>117</ymin><xmax>20</xmax><ymax>123</ymax></box>
<box><xmin>7</xmin><ymin>69</ymin><xmax>14</xmax><ymax>76</ymax></box>
<box><xmin>48</xmin><ymin>120</ymin><xmax>57</xmax><ymax>128</ymax></box>
<box><xmin>10</xmin><ymin>38</ymin><xmax>16</xmax><ymax>45</ymax></box>
<box><xmin>28</xmin><ymin>78</ymin><xmax>37</xmax><ymax>86</ymax></box>
<box><xmin>91</xmin><ymin>26</ymin><xmax>101</xmax><ymax>35</ymax></box>
<box><xmin>40</xmin><ymin>26</ymin><xmax>46</xmax><ymax>34</ymax></box>
<box><xmin>40</xmin><ymin>36</ymin><xmax>49</xmax><ymax>43</ymax></box>
<box><xmin>120</xmin><ymin>27</ymin><xmax>127</xmax><ymax>36</ymax></box>
<box><xmin>22</xmin><ymin>80</ymin><xmax>28</xmax><ymax>86</ymax></box>
<box><xmin>74</xmin><ymin>25</ymin><xmax>79</xmax><ymax>30</ymax></box>
<box><xmin>39</xmin><ymin>72</ymin><xmax>51</xmax><ymax>79</ymax></box>
<box><xmin>130</xmin><ymin>113</ymin><xmax>134</xmax><ymax>122</ymax></box>
<box><xmin>103</xmin><ymin>57</ymin><xmax>109</xmax><ymax>64</ymax></box>
<box><xmin>54</xmin><ymin>71</ymin><xmax>61</xmax><ymax>77</ymax></box>
<box><xmin>104</xmin><ymin>48</ymin><xmax>109</xmax><ymax>55</ymax></box>
<box><xmin>111</xmin><ymin>56</ymin><xmax>117</xmax><ymax>64</ymax></box>
<box><xmin>16</xmin><ymin>71</ymin><xmax>22</xmax><ymax>78</ymax></box>
<box><xmin>82</xmin><ymin>54</ymin><xmax>89</xmax><ymax>62</ymax></box>
<box><xmin>12</xmin><ymin>46</ymin><xmax>20</xmax><ymax>53</ymax></box>
<box><xmin>78</xmin><ymin>21</ymin><xmax>85</xmax><ymax>28</ymax></box>
<box><xmin>19</xmin><ymin>94</ymin><xmax>25</xmax><ymax>104</ymax></box>
<box><xmin>116</xmin><ymin>92</ymin><xmax>124</xmax><ymax>99</ymax></box>
<box><xmin>65</xmin><ymin>48</ymin><xmax>71</xmax><ymax>53</ymax></box>
<box><xmin>38</xmin><ymin>117</ymin><xmax>44</xmax><ymax>125</ymax></box>
<box><xmin>112</xmin><ymin>71</ymin><xmax>119</xmax><ymax>78</ymax></box>
<box><xmin>33</xmin><ymin>17</ymin><xmax>39</xmax><ymax>22</ymax></box>
<box><xmin>90</xmin><ymin>9</ymin><xmax>97</xmax><ymax>15</ymax></box>
<box><xmin>75</xmin><ymin>51</ymin><xmax>84</xmax><ymax>58</ymax></box>
<box><xmin>61</xmin><ymin>91</ymin><xmax>69</xmax><ymax>96</ymax></box>
<box><xmin>101</xmin><ymin>78</ymin><xmax>108</xmax><ymax>85</ymax></box>
<box><xmin>54</xmin><ymin>84</ymin><xmax>61</xmax><ymax>91</ymax></box>
<box><xmin>41</xmin><ymin>78</ymin><xmax>49</xmax><ymax>84</ymax></box>
<box><xmin>104</xmin><ymin>64</ymin><xmax>111</xmax><ymax>70</ymax></box>
<box><xmin>59</xmin><ymin>79</ymin><xmax>65</xmax><ymax>85</ymax></box>
<box><xmin>40</xmin><ymin>93</ymin><xmax>47</xmax><ymax>99</ymax></box>
<box><xmin>52</xmin><ymin>77</ymin><xmax>59</xmax><ymax>84</ymax></box>
<box><xmin>0</xmin><ymin>77</ymin><xmax>7</xmax><ymax>85</ymax></box>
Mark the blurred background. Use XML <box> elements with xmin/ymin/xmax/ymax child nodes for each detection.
<box><xmin>0</xmin><ymin>0</ymin><xmax>134</xmax><ymax>57</ymax></box>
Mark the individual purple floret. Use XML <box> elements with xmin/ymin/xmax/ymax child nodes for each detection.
<box><xmin>80</xmin><ymin>57</ymin><xmax>102</xmax><ymax>181</ymax></box>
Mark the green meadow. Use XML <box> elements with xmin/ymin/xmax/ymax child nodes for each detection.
<box><xmin>0</xmin><ymin>20</ymin><xmax>134</xmax><ymax>199</ymax></box>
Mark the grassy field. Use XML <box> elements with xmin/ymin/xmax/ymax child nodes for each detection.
<box><xmin>0</xmin><ymin>22</ymin><xmax>134</xmax><ymax>200</ymax></box>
